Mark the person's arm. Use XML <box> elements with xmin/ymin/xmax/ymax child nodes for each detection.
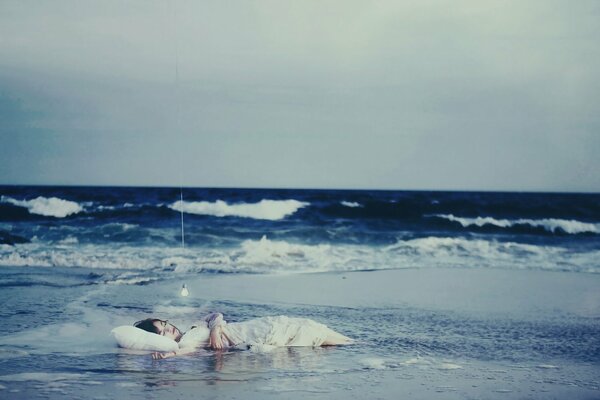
<box><xmin>204</xmin><ymin>313</ymin><xmax>230</xmax><ymax>350</ymax></box>
<box><xmin>151</xmin><ymin>347</ymin><xmax>196</xmax><ymax>360</ymax></box>
<box><xmin>209</xmin><ymin>325</ymin><xmax>225</xmax><ymax>350</ymax></box>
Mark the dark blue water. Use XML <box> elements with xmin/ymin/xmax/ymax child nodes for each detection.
<box><xmin>1</xmin><ymin>186</ymin><xmax>598</xmax><ymax>277</ymax></box>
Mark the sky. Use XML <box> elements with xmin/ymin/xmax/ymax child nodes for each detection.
<box><xmin>0</xmin><ymin>0</ymin><xmax>599</xmax><ymax>192</ymax></box>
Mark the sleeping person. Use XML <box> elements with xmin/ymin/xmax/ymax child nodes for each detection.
<box><xmin>128</xmin><ymin>312</ymin><xmax>352</xmax><ymax>359</ymax></box>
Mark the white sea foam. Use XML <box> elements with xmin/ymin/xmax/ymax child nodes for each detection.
<box><xmin>169</xmin><ymin>199</ymin><xmax>309</xmax><ymax>221</ymax></box>
<box><xmin>117</xmin><ymin>382</ymin><xmax>142</xmax><ymax>388</ymax></box>
<box><xmin>359</xmin><ymin>358</ymin><xmax>388</xmax><ymax>369</ymax></box>
<box><xmin>437</xmin><ymin>363</ymin><xmax>463</xmax><ymax>370</ymax></box>
<box><xmin>435</xmin><ymin>214</ymin><xmax>599</xmax><ymax>234</ymax></box>
<box><xmin>58</xmin><ymin>236</ymin><xmax>79</xmax><ymax>245</ymax></box>
<box><xmin>1</xmin><ymin>196</ymin><xmax>83</xmax><ymax>218</ymax></box>
<box><xmin>385</xmin><ymin>236</ymin><xmax>567</xmax><ymax>266</ymax></box>
<box><xmin>235</xmin><ymin>235</ymin><xmax>332</xmax><ymax>272</ymax></box>
<box><xmin>0</xmin><ymin>349</ymin><xmax>29</xmax><ymax>360</ymax></box>
<box><xmin>0</xmin><ymin>243</ymin><xmax>160</xmax><ymax>270</ymax></box>
<box><xmin>536</xmin><ymin>364</ymin><xmax>560</xmax><ymax>369</ymax></box>
<box><xmin>341</xmin><ymin>201</ymin><xmax>362</xmax><ymax>208</ymax></box>
<box><xmin>0</xmin><ymin>288</ymin><xmax>124</xmax><ymax>356</ymax></box>
<box><xmin>105</xmin><ymin>275</ymin><xmax>157</xmax><ymax>285</ymax></box>
<box><xmin>1</xmin><ymin>235</ymin><xmax>598</xmax><ymax>275</ymax></box>
<box><xmin>402</xmin><ymin>357</ymin><xmax>430</xmax><ymax>366</ymax></box>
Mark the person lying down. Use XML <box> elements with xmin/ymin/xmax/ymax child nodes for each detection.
<box><xmin>114</xmin><ymin>312</ymin><xmax>352</xmax><ymax>359</ymax></box>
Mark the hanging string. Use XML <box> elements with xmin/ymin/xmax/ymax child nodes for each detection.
<box><xmin>171</xmin><ymin>1</ymin><xmax>189</xmax><ymax>297</ymax></box>
<box><xmin>171</xmin><ymin>0</ymin><xmax>185</xmax><ymax>250</ymax></box>
<box><xmin>180</xmin><ymin>187</ymin><xmax>185</xmax><ymax>249</ymax></box>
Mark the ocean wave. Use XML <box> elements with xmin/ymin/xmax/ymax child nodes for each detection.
<box><xmin>0</xmin><ymin>196</ymin><xmax>83</xmax><ymax>218</ymax></box>
<box><xmin>2</xmin><ymin>236</ymin><xmax>598</xmax><ymax>276</ymax></box>
<box><xmin>0</xmin><ymin>244</ymin><xmax>157</xmax><ymax>270</ymax></box>
<box><xmin>434</xmin><ymin>214</ymin><xmax>599</xmax><ymax>234</ymax></box>
<box><xmin>341</xmin><ymin>201</ymin><xmax>362</xmax><ymax>208</ymax></box>
<box><xmin>384</xmin><ymin>236</ymin><xmax>558</xmax><ymax>260</ymax></box>
<box><xmin>169</xmin><ymin>199</ymin><xmax>309</xmax><ymax>221</ymax></box>
<box><xmin>236</xmin><ymin>235</ymin><xmax>332</xmax><ymax>268</ymax></box>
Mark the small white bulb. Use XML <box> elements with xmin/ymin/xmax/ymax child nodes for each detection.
<box><xmin>180</xmin><ymin>284</ymin><xmax>189</xmax><ymax>297</ymax></box>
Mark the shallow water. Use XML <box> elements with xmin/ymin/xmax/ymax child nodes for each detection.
<box><xmin>0</xmin><ymin>267</ymin><xmax>598</xmax><ymax>399</ymax></box>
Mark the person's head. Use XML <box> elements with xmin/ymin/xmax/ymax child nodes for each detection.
<box><xmin>134</xmin><ymin>318</ymin><xmax>183</xmax><ymax>342</ymax></box>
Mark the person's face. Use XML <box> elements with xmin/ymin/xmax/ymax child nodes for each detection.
<box><xmin>153</xmin><ymin>320</ymin><xmax>183</xmax><ymax>341</ymax></box>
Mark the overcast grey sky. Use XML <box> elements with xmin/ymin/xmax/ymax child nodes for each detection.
<box><xmin>1</xmin><ymin>0</ymin><xmax>599</xmax><ymax>191</ymax></box>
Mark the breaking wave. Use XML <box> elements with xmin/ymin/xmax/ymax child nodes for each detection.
<box><xmin>434</xmin><ymin>214</ymin><xmax>600</xmax><ymax>235</ymax></box>
<box><xmin>169</xmin><ymin>199</ymin><xmax>309</xmax><ymax>221</ymax></box>
<box><xmin>341</xmin><ymin>201</ymin><xmax>362</xmax><ymax>208</ymax></box>
<box><xmin>0</xmin><ymin>196</ymin><xmax>83</xmax><ymax>218</ymax></box>
<box><xmin>2</xmin><ymin>235</ymin><xmax>598</xmax><ymax>276</ymax></box>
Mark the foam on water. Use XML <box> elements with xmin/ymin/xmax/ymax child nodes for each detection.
<box><xmin>359</xmin><ymin>357</ymin><xmax>388</xmax><ymax>369</ymax></box>
<box><xmin>438</xmin><ymin>363</ymin><xmax>463</xmax><ymax>370</ymax></box>
<box><xmin>536</xmin><ymin>364</ymin><xmax>560</xmax><ymax>369</ymax></box>
<box><xmin>341</xmin><ymin>201</ymin><xmax>362</xmax><ymax>208</ymax></box>
<box><xmin>1</xmin><ymin>196</ymin><xmax>83</xmax><ymax>218</ymax></box>
<box><xmin>357</xmin><ymin>356</ymin><xmax>465</xmax><ymax>372</ymax></box>
<box><xmin>1</xmin><ymin>235</ymin><xmax>599</xmax><ymax>275</ymax></box>
<box><xmin>0</xmin><ymin>243</ymin><xmax>156</xmax><ymax>270</ymax></box>
<box><xmin>435</xmin><ymin>214</ymin><xmax>600</xmax><ymax>234</ymax></box>
<box><xmin>57</xmin><ymin>236</ymin><xmax>79</xmax><ymax>245</ymax></box>
<box><xmin>235</xmin><ymin>235</ymin><xmax>332</xmax><ymax>271</ymax></box>
<box><xmin>169</xmin><ymin>199</ymin><xmax>309</xmax><ymax>221</ymax></box>
<box><xmin>0</xmin><ymin>285</ymin><xmax>133</xmax><ymax>356</ymax></box>
<box><xmin>0</xmin><ymin>349</ymin><xmax>29</xmax><ymax>360</ymax></box>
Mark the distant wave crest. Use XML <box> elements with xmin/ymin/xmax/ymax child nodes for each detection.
<box><xmin>169</xmin><ymin>199</ymin><xmax>309</xmax><ymax>221</ymax></box>
<box><xmin>341</xmin><ymin>201</ymin><xmax>362</xmax><ymax>208</ymax></box>
<box><xmin>434</xmin><ymin>214</ymin><xmax>599</xmax><ymax>234</ymax></box>
<box><xmin>0</xmin><ymin>196</ymin><xmax>83</xmax><ymax>218</ymax></box>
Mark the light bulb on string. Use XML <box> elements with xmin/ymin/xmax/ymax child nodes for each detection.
<box><xmin>180</xmin><ymin>283</ymin><xmax>189</xmax><ymax>297</ymax></box>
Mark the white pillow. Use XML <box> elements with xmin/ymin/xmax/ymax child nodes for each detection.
<box><xmin>111</xmin><ymin>326</ymin><xmax>179</xmax><ymax>352</ymax></box>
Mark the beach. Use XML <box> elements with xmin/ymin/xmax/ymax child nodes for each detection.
<box><xmin>0</xmin><ymin>187</ymin><xmax>599</xmax><ymax>399</ymax></box>
<box><xmin>0</xmin><ymin>267</ymin><xmax>598</xmax><ymax>399</ymax></box>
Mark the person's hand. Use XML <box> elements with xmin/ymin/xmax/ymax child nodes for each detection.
<box><xmin>151</xmin><ymin>351</ymin><xmax>175</xmax><ymax>360</ymax></box>
<box><xmin>210</xmin><ymin>327</ymin><xmax>224</xmax><ymax>350</ymax></box>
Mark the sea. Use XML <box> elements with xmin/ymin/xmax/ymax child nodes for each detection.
<box><xmin>0</xmin><ymin>186</ymin><xmax>598</xmax><ymax>399</ymax></box>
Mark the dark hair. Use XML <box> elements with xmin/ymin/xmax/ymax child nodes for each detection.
<box><xmin>134</xmin><ymin>318</ymin><xmax>163</xmax><ymax>334</ymax></box>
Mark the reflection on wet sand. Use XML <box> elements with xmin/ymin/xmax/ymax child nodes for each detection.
<box><xmin>113</xmin><ymin>346</ymin><xmax>334</xmax><ymax>389</ymax></box>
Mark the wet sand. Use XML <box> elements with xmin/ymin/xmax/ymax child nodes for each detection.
<box><xmin>1</xmin><ymin>267</ymin><xmax>599</xmax><ymax>399</ymax></box>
